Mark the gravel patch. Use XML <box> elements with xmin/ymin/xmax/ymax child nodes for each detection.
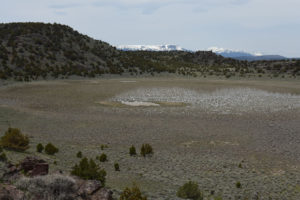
<box><xmin>113</xmin><ymin>87</ymin><xmax>300</xmax><ymax>113</ymax></box>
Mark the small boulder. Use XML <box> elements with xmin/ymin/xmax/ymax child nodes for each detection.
<box><xmin>77</xmin><ymin>180</ymin><xmax>102</xmax><ymax>196</ymax></box>
<box><xmin>74</xmin><ymin>177</ymin><xmax>113</xmax><ymax>200</ymax></box>
<box><xmin>91</xmin><ymin>188</ymin><xmax>113</xmax><ymax>200</ymax></box>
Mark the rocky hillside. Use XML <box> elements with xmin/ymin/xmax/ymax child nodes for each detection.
<box><xmin>0</xmin><ymin>22</ymin><xmax>123</xmax><ymax>81</ymax></box>
<box><xmin>0</xmin><ymin>22</ymin><xmax>299</xmax><ymax>81</ymax></box>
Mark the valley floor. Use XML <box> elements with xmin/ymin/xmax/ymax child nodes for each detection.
<box><xmin>0</xmin><ymin>77</ymin><xmax>300</xmax><ymax>199</ymax></box>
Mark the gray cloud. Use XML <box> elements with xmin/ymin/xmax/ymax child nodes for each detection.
<box><xmin>1</xmin><ymin>0</ymin><xmax>299</xmax><ymax>57</ymax></box>
<box><xmin>53</xmin><ymin>11</ymin><xmax>67</xmax><ymax>16</ymax></box>
<box><xmin>91</xmin><ymin>0</ymin><xmax>251</xmax><ymax>14</ymax></box>
<box><xmin>49</xmin><ymin>3</ymin><xmax>82</xmax><ymax>9</ymax></box>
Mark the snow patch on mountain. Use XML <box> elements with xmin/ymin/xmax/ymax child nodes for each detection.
<box><xmin>117</xmin><ymin>45</ymin><xmax>286</xmax><ymax>60</ymax></box>
<box><xmin>117</xmin><ymin>45</ymin><xmax>187</xmax><ymax>51</ymax></box>
<box><xmin>208</xmin><ymin>47</ymin><xmax>263</xmax><ymax>57</ymax></box>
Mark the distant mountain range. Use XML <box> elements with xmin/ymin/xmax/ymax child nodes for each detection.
<box><xmin>118</xmin><ymin>45</ymin><xmax>287</xmax><ymax>61</ymax></box>
<box><xmin>207</xmin><ymin>47</ymin><xmax>286</xmax><ymax>61</ymax></box>
<box><xmin>117</xmin><ymin>44</ymin><xmax>188</xmax><ymax>52</ymax></box>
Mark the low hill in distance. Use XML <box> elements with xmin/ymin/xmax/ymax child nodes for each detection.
<box><xmin>234</xmin><ymin>55</ymin><xmax>287</xmax><ymax>61</ymax></box>
<box><xmin>208</xmin><ymin>47</ymin><xmax>287</xmax><ymax>61</ymax></box>
<box><xmin>119</xmin><ymin>45</ymin><xmax>289</xmax><ymax>61</ymax></box>
<box><xmin>0</xmin><ymin>22</ymin><xmax>299</xmax><ymax>81</ymax></box>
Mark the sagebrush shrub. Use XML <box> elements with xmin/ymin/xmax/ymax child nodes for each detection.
<box><xmin>120</xmin><ymin>184</ymin><xmax>147</xmax><ymax>200</ymax></box>
<box><xmin>45</xmin><ymin>143</ymin><xmax>59</xmax><ymax>155</ymax></box>
<box><xmin>177</xmin><ymin>181</ymin><xmax>203</xmax><ymax>200</ymax></box>
<box><xmin>16</xmin><ymin>174</ymin><xmax>76</xmax><ymax>199</ymax></box>
<box><xmin>71</xmin><ymin>157</ymin><xmax>106</xmax><ymax>185</ymax></box>
<box><xmin>36</xmin><ymin>143</ymin><xmax>44</xmax><ymax>153</ymax></box>
<box><xmin>236</xmin><ymin>181</ymin><xmax>241</xmax><ymax>188</ymax></box>
<box><xmin>140</xmin><ymin>144</ymin><xmax>153</xmax><ymax>157</ymax></box>
<box><xmin>0</xmin><ymin>128</ymin><xmax>29</xmax><ymax>151</ymax></box>
<box><xmin>100</xmin><ymin>144</ymin><xmax>108</xmax><ymax>150</ymax></box>
<box><xmin>129</xmin><ymin>145</ymin><xmax>136</xmax><ymax>156</ymax></box>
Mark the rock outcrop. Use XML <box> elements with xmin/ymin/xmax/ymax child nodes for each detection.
<box><xmin>0</xmin><ymin>157</ymin><xmax>113</xmax><ymax>200</ymax></box>
<box><xmin>75</xmin><ymin>178</ymin><xmax>113</xmax><ymax>200</ymax></box>
<box><xmin>1</xmin><ymin>156</ymin><xmax>48</xmax><ymax>183</ymax></box>
<box><xmin>20</xmin><ymin>156</ymin><xmax>49</xmax><ymax>176</ymax></box>
<box><xmin>91</xmin><ymin>188</ymin><xmax>114</xmax><ymax>200</ymax></box>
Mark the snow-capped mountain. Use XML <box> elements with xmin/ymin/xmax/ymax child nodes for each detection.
<box><xmin>118</xmin><ymin>45</ymin><xmax>286</xmax><ymax>61</ymax></box>
<box><xmin>208</xmin><ymin>47</ymin><xmax>262</xmax><ymax>57</ymax></box>
<box><xmin>117</xmin><ymin>45</ymin><xmax>188</xmax><ymax>51</ymax></box>
<box><xmin>208</xmin><ymin>47</ymin><xmax>286</xmax><ymax>61</ymax></box>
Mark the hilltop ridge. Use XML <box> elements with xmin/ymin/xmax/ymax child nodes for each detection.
<box><xmin>0</xmin><ymin>22</ymin><xmax>299</xmax><ymax>81</ymax></box>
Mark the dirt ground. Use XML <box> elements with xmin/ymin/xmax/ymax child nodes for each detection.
<box><xmin>0</xmin><ymin>77</ymin><xmax>300</xmax><ymax>199</ymax></box>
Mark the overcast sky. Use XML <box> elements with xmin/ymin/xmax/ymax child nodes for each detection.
<box><xmin>1</xmin><ymin>0</ymin><xmax>300</xmax><ymax>57</ymax></box>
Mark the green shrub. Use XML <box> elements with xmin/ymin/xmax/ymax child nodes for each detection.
<box><xmin>0</xmin><ymin>128</ymin><xmax>29</xmax><ymax>151</ymax></box>
<box><xmin>36</xmin><ymin>143</ymin><xmax>44</xmax><ymax>153</ymax></box>
<box><xmin>76</xmin><ymin>151</ymin><xmax>82</xmax><ymax>158</ymax></box>
<box><xmin>129</xmin><ymin>145</ymin><xmax>136</xmax><ymax>156</ymax></box>
<box><xmin>120</xmin><ymin>184</ymin><xmax>147</xmax><ymax>200</ymax></box>
<box><xmin>71</xmin><ymin>157</ymin><xmax>106</xmax><ymax>185</ymax></box>
<box><xmin>114</xmin><ymin>163</ymin><xmax>120</xmax><ymax>171</ymax></box>
<box><xmin>100</xmin><ymin>144</ymin><xmax>108</xmax><ymax>150</ymax></box>
<box><xmin>16</xmin><ymin>174</ymin><xmax>76</xmax><ymax>199</ymax></box>
<box><xmin>45</xmin><ymin>143</ymin><xmax>59</xmax><ymax>155</ymax></box>
<box><xmin>236</xmin><ymin>181</ymin><xmax>241</xmax><ymax>188</ymax></box>
<box><xmin>0</xmin><ymin>146</ymin><xmax>2</xmax><ymax>152</ymax></box>
<box><xmin>176</xmin><ymin>181</ymin><xmax>203</xmax><ymax>200</ymax></box>
<box><xmin>98</xmin><ymin>153</ymin><xmax>107</xmax><ymax>162</ymax></box>
<box><xmin>140</xmin><ymin>144</ymin><xmax>153</xmax><ymax>157</ymax></box>
<box><xmin>0</xmin><ymin>152</ymin><xmax>7</xmax><ymax>162</ymax></box>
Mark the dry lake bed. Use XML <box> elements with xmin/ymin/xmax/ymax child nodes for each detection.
<box><xmin>0</xmin><ymin>77</ymin><xmax>300</xmax><ymax>199</ymax></box>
